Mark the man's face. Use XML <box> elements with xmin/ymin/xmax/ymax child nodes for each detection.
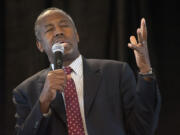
<box><xmin>36</xmin><ymin>10</ymin><xmax>80</xmax><ymax>64</ymax></box>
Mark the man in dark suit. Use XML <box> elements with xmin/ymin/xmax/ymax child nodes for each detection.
<box><xmin>13</xmin><ymin>7</ymin><xmax>161</xmax><ymax>135</ymax></box>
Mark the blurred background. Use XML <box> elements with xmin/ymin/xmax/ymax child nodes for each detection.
<box><xmin>0</xmin><ymin>0</ymin><xmax>180</xmax><ymax>134</ymax></box>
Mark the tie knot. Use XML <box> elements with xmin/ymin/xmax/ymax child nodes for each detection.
<box><xmin>64</xmin><ymin>67</ymin><xmax>72</xmax><ymax>74</ymax></box>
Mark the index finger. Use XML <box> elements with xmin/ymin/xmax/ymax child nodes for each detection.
<box><xmin>49</xmin><ymin>69</ymin><xmax>65</xmax><ymax>76</ymax></box>
<box><xmin>141</xmin><ymin>18</ymin><xmax>147</xmax><ymax>41</ymax></box>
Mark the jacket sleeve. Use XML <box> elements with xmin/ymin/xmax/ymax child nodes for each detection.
<box><xmin>13</xmin><ymin>88</ymin><xmax>50</xmax><ymax>135</ymax></box>
<box><xmin>120</xmin><ymin>63</ymin><xmax>161</xmax><ymax>135</ymax></box>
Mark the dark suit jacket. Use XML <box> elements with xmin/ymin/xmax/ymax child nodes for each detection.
<box><xmin>13</xmin><ymin>58</ymin><xmax>161</xmax><ymax>135</ymax></box>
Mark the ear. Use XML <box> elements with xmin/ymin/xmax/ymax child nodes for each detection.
<box><xmin>76</xmin><ymin>33</ymin><xmax>80</xmax><ymax>43</ymax></box>
<box><xmin>36</xmin><ymin>41</ymin><xmax>44</xmax><ymax>52</ymax></box>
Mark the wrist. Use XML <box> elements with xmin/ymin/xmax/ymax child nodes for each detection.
<box><xmin>42</xmin><ymin>108</ymin><xmax>52</xmax><ymax>117</ymax></box>
<box><xmin>39</xmin><ymin>100</ymin><xmax>50</xmax><ymax>113</ymax></box>
<box><xmin>139</xmin><ymin>68</ymin><xmax>155</xmax><ymax>81</ymax></box>
<box><xmin>139</xmin><ymin>67</ymin><xmax>152</xmax><ymax>74</ymax></box>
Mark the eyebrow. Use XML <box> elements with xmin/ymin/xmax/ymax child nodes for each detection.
<box><xmin>44</xmin><ymin>19</ymin><xmax>69</xmax><ymax>28</ymax></box>
<box><xmin>44</xmin><ymin>24</ymin><xmax>53</xmax><ymax>28</ymax></box>
<box><xmin>60</xmin><ymin>19</ymin><xmax>68</xmax><ymax>23</ymax></box>
<box><xmin>59</xmin><ymin>19</ymin><xmax>69</xmax><ymax>24</ymax></box>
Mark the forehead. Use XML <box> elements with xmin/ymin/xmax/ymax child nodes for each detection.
<box><xmin>37</xmin><ymin>10</ymin><xmax>71</xmax><ymax>26</ymax></box>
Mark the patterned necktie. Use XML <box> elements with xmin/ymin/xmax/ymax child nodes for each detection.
<box><xmin>64</xmin><ymin>67</ymin><xmax>85</xmax><ymax>135</ymax></box>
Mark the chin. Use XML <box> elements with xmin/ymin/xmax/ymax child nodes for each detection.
<box><xmin>63</xmin><ymin>53</ymin><xmax>72</xmax><ymax>61</ymax></box>
<box><xmin>63</xmin><ymin>49</ymin><xmax>73</xmax><ymax>57</ymax></box>
<box><xmin>63</xmin><ymin>53</ymin><xmax>79</xmax><ymax>62</ymax></box>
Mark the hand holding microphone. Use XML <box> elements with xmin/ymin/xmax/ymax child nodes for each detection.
<box><xmin>39</xmin><ymin>43</ymin><xmax>66</xmax><ymax>113</ymax></box>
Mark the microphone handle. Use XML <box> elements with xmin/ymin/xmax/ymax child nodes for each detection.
<box><xmin>54</xmin><ymin>51</ymin><xmax>63</xmax><ymax>69</ymax></box>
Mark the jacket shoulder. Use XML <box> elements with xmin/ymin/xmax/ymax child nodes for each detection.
<box><xmin>14</xmin><ymin>68</ymin><xmax>49</xmax><ymax>93</ymax></box>
<box><xmin>85</xmin><ymin>58</ymin><xmax>129</xmax><ymax>69</ymax></box>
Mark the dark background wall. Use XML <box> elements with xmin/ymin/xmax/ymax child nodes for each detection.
<box><xmin>0</xmin><ymin>0</ymin><xmax>180</xmax><ymax>134</ymax></box>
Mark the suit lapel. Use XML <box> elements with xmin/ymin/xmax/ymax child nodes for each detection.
<box><xmin>37</xmin><ymin>69</ymin><xmax>49</xmax><ymax>94</ymax></box>
<box><xmin>50</xmin><ymin>92</ymin><xmax>67</xmax><ymax>124</ymax></box>
<box><xmin>83</xmin><ymin>58</ymin><xmax>102</xmax><ymax>117</ymax></box>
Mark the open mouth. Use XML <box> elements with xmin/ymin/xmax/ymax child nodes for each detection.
<box><xmin>52</xmin><ymin>40</ymin><xmax>71</xmax><ymax>51</ymax></box>
<box><xmin>59</xmin><ymin>41</ymin><xmax>65</xmax><ymax>44</ymax></box>
<box><xmin>52</xmin><ymin>40</ymin><xmax>69</xmax><ymax>45</ymax></box>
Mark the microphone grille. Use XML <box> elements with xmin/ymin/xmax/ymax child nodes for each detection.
<box><xmin>52</xmin><ymin>43</ymin><xmax>64</xmax><ymax>54</ymax></box>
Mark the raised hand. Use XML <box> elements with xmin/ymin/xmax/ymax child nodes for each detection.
<box><xmin>128</xmin><ymin>18</ymin><xmax>151</xmax><ymax>74</ymax></box>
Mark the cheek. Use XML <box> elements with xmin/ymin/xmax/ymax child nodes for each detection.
<box><xmin>40</xmin><ymin>41</ymin><xmax>51</xmax><ymax>53</ymax></box>
<box><xmin>65</xmin><ymin>29</ymin><xmax>76</xmax><ymax>39</ymax></box>
<box><xmin>71</xmin><ymin>33</ymin><xmax>79</xmax><ymax>43</ymax></box>
<box><xmin>44</xmin><ymin>35</ymin><xmax>52</xmax><ymax>44</ymax></box>
<box><xmin>41</xmin><ymin>35</ymin><xmax>52</xmax><ymax>47</ymax></box>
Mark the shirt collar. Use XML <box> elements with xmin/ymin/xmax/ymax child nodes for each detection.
<box><xmin>69</xmin><ymin>55</ymin><xmax>83</xmax><ymax>76</ymax></box>
<box><xmin>51</xmin><ymin>55</ymin><xmax>83</xmax><ymax>76</ymax></box>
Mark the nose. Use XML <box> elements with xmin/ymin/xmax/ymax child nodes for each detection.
<box><xmin>54</xmin><ymin>26</ymin><xmax>64</xmax><ymax>38</ymax></box>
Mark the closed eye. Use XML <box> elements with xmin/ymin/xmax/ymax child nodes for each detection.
<box><xmin>60</xmin><ymin>24</ymin><xmax>69</xmax><ymax>27</ymax></box>
<box><xmin>59</xmin><ymin>20</ymin><xmax>70</xmax><ymax>28</ymax></box>
<box><xmin>45</xmin><ymin>27</ymin><xmax>54</xmax><ymax>33</ymax></box>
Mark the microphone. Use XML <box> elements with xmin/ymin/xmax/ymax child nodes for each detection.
<box><xmin>51</xmin><ymin>43</ymin><xmax>64</xmax><ymax>69</ymax></box>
